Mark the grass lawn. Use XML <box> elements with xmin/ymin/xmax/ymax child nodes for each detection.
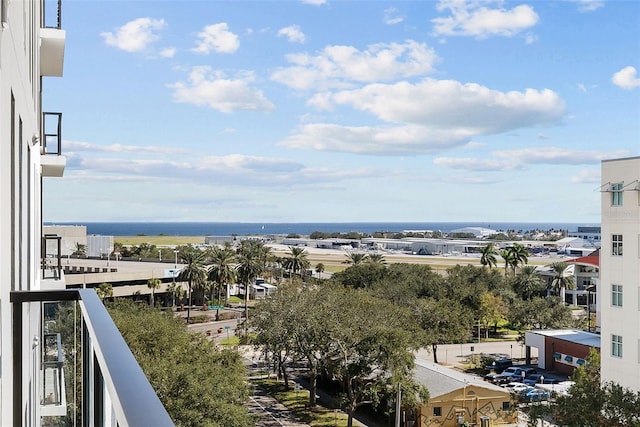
<box><xmin>252</xmin><ymin>378</ymin><xmax>351</xmax><ymax>427</ymax></box>
<box><xmin>114</xmin><ymin>235</ymin><xmax>205</xmax><ymax>246</ymax></box>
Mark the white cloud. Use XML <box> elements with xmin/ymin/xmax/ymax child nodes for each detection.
<box><xmin>570</xmin><ymin>168</ymin><xmax>600</xmax><ymax>184</ymax></box>
<box><xmin>494</xmin><ymin>147</ymin><xmax>630</xmax><ymax>165</ymax></box>
<box><xmin>101</xmin><ymin>18</ymin><xmax>166</xmax><ymax>52</ymax></box>
<box><xmin>191</xmin><ymin>23</ymin><xmax>240</xmax><ymax>54</ymax></box>
<box><xmin>434</xmin><ymin>157</ymin><xmax>520</xmax><ymax>171</ymax></box>
<box><xmin>434</xmin><ymin>147</ymin><xmax>631</xmax><ymax>173</ymax></box>
<box><xmin>432</xmin><ymin>1</ymin><xmax>539</xmax><ymax>39</ymax></box>
<box><xmin>278</xmin><ymin>25</ymin><xmax>306</xmax><ymax>43</ymax></box>
<box><xmin>283</xmin><ymin>79</ymin><xmax>566</xmax><ymax>155</ymax></box>
<box><xmin>64</xmin><ymin>140</ymin><xmax>186</xmax><ymax>155</ymax></box>
<box><xmin>279</xmin><ymin>123</ymin><xmax>473</xmax><ymax>155</ymax></box>
<box><xmin>571</xmin><ymin>0</ymin><xmax>604</xmax><ymax>12</ymax></box>
<box><xmin>271</xmin><ymin>40</ymin><xmax>438</xmax><ymax>90</ymax></box>
<box><xmin>159</xmin><ymin>47</ymin><xmax>176</xmax><ymax>58</ymax></box>
<box><xmin>384</xmin><ymin>7</ymin><xmax>405</xmax><ymax>25</ymax></box>
<box><xmin>612</xmin><ymin>66</ymin><xmax>640</xmax><ymax>90</ymax></box>
<box><xmin>316</xmin><ymin>79</ymin><xmax>565</xmax><ymax>131</ymax></box>
<box><xmin>168</xmin><ymin>66</ymin><xmax>275</xmax><ymax>113</ymax></box>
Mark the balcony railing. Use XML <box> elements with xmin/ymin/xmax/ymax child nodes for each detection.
<box><xmin>43</xmin><ymin>0</ymin><xmax>62</xmax><ymax>29</ymax></box>
<box><xmin>40</xmin><ymin>113</ymin><xmax>66</xmax><ymax>176</ymax></box>
<box><xmin>42</xmin><ymin>112</ymin><xmax>62</xmax><ymax>155</ymax></box>
<box><xmin>42</xmin><ymin>332</ymin><xmax>66</xmax><ymax>415</ymax></box>
<box><xmin>11</xmin><ymin>289</ymin><xmax>174</xmax><ymax>427</ymax></box>
<box><xmin>42</xmin><ymin>234</ymin><xmax>62</xmax><ymax>281</ymax></box>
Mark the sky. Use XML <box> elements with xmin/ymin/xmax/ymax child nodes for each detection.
<box><xmin>43</xmin><ymin>0</ymin><xmax>640</xmax><ymax>224</ymax></box>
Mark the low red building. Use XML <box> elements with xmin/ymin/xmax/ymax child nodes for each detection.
<box><xmin>525</xmin><ymin>329</ymin><xmax>600</xmax><ymax>376</ymax></box>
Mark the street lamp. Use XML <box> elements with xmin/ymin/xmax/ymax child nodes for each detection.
<box><xmin>174</xmin><ymin>250</ymin><xmax>179</xmax><ymax>269</ymax></box>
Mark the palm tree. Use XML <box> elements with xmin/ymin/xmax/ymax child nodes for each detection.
<box><xmin>208</xmin><ymin>245</ymin><xmax>237</xmax><ymax>320</ymax></box>
<box><xmin>550</xmin><ymin>262</ymin><xmax>575</xmax><ymax>305</ymax></box>
<box><xmin>480</xmin><ymin>243</ymin><xmax>498</xmax><ymax>269</ymax></box>
<box><xmin>315</xmin><ymin>262</ymin><xmax>325</xmax><ymax>279</ymax></box>
<box><xmin>509</xmin><ymin>244</ymin><xmax>529</xmax><ymax>274</ymax></box>
<box><xmin>500</xmin><ymin>249</ymin><xmax>515</xmax><ymax>277</ymax></box>
<box><xmin>72</xmin><ymin>242</ymin><xmax>87</xmax><ymax>257</ymax></box>
<box><xmin>343</xmin><ymin>252</ymin><xmax>368</xmax><ymax>266</ymax></box>
<box><xmin>236</xmin><ymin>241</ymin><xmax>266</xmax><ymax>326</ymax></box>
<box><xmin>167</xmin><ymin>281</ymin><xmax>184</xmax><ymax>308</ymax></box>
<box><xmin>177</xmin><ymin>249</ymin><xmax>207</xmax><ymax>324</ymax></box>
<box><xmin>283</xmin><ymin>246</ymin><xmax>310</xmax><ymax>280</ymax></box>
<box><xmin>367</xmin><ymin>253</ymin><xmax>386</xmax><ymax>265</ymax></box>
<box><xmin>147</xmin><ymin>277</ymin><xmax>161</xmax><ymax>307</ymax></box>
<box><xmin>513</xmin><ymin>265</ymin><xmax>545</xmax><ymax>300</ymax></box>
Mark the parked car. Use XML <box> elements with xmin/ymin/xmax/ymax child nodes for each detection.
<box><xmin>504</xmin><ymin>382</ymin><xmax>530</xmax><ymax>394</ymax></box>
<box><xmin>523</xmin><ymin>374</ymin><xmax>560</xmax><ymax>386</ymax></box>
<box><xmin>484</xmin><ymin>373</ymin><xmax>511</xmax><ymax>385</ymax></box>
<box><xmin>501</xmin><ymin>367</ymin><xmax>537</xmax><ymax>381</ymax></box>
<box><xmin>520</xmin><ymin>388</ymin><xmax>551</xmax><ymax>402</ymax></box>
<box><xmin>484</xmin><ymin>358</ymin><xmax>513</xmax><ymax>373</ymax></box>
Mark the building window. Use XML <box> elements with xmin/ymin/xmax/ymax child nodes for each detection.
<box><xmin>612</xmin><ymin>234</ymin><xmax>623</xmax><ymax>256</ymax></box>
<box><xmin>612</xmin><ymin>335</ymin><xmax>623</xmax><ymax>358</ymax></box>
<box><xmin>433</xmin><ymin>407</ymin><xmax>442</xmax><ymax>417</ymax></box>
<box><xmin>502</xmin><ymin>401</ymin><xmax>511</xmax><ymax>411</ymax></box>
<box><xmin>612</xmin><ymin>284</ymin><xmax>623</xmax><ymax>307</ymax></box>
<box><xmin>611</xmin><ymin>182</ymin><xmax>624</xmax><ymax>206</ymax></box>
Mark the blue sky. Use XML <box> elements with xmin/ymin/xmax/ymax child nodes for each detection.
<box><xmin>43</xmin><ymin>0</ymin><xmax>640</xmax><ymax>223</ymax></box>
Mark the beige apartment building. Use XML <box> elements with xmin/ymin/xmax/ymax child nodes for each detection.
<box><xmin>599</xmin><ymin>156</ymin><xmax>640</xmax><ymax>392</ymax></box>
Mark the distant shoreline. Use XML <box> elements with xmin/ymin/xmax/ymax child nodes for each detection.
<box><xmin>49</xmin><ymin>221</ymin><xmax>597</xmax><ymax>237</ymax></box>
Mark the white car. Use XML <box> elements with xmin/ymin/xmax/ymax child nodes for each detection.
<box><xmin>504</xmin><ymin>382</ymin><xmax>530</xmax><ymax>394</ymax></box>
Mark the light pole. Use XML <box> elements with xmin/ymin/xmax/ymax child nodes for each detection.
<box><xmin>174</xmin><ymin>250</ymin><xmax>178</xmax><ymax>269</ymax></box>
<box><xmin>114</xmin><ymin>252</ymin><xmax>120</xmax><ymax>270</ymax></box>
<box><xmin>159</xmin><ymin>249</ymin><xmax>162</xmax><ymax>262</ymax></box>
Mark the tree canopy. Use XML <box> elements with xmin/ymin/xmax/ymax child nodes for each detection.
<box><xmin>107</xmin><ymin>300</ymin><xmax>253</xmax><ymax>427</ymax></box>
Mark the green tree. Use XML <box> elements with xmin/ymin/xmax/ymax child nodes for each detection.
<box><xmin>509</xmin><ymin>243</ymin><xmax>529</xmax><ymax>274</ymax></box>
<box><xmin>508</xmin><ymin>297</ymin><xmax>573</xmax><ymax>330</ymax></box>
<box><xmin>167</xmin><ymin>281</ymin><xmax>185</xmax><ymax>308</ymax></box>
<box><xmin>500</xmin><ymin>248</ymin><xmax>515</xmax><ymax>277</ymax></box>
<box><xmin>343</xmin><ymin>252</ymin><xmax>368</xmax><ymax>265</ymax></box>
<box><xmin>147</xmin><ymin>277</ymin><xmax>161</xmax><ymax>307</ymax></box>
<box><xmin>414</xmin><ymin>297</ymin><xmax>472</xmax><ymax>364</ymax></box>
<box><xmin>550</xmin><ymin>261</ymin><xmax>575</xmax><ymax>304</ymax></box>
<box><xmin>208</xmin><ymin>245</ymin><xmax>237</xmax><ymax>313</ymax></box>
<box><xmin>177</xmin><ymin>249</ymin><xmax>207</xmax><ymax>324</ymax></box>
<box><xmin>367</xmin><ymin>253</ymin><xmax>386</xmax><ymax>265</ymax></box>
<box><xmin>236</xmin><ymin>241</ymin><xmax>266</xmax><ymax>326</ymax></box>
<box><xmin>480</xmin><ymin>243</ymin><xmax>498</xmax><ymax>269</ymax></box>
<box><xmin>72</xmin><ymin>242</ymin><xmax>87</xmax><ymax>257</ymax></box>
<box><xmin>107</xmin><ymin>300</ymin><xmax>253</xmax><ymax>427</ymax></box>
<box><xmin>323</xmin><ymin>287</ymin><xmax>424</xmax><ymax>427</ymax></box>
<box><xmin>282</xmin><ymin>246</ymin><xmax>310</xmax><ymax>280</ymax></box>
<box><xmin>478</xmin><ymin>292</ymin><xmax>508</xmax><ymax>338</ymax></box>
<box><xmin>95</xmin><ymin>282</ymin><xmax>113</xmax><ymax>301</ymax></box>
<box><xmin>554</xmin><ymin>348</ymin><xmax>605</xmax><ymax>426</ymax></box>
<box><xmin>314</xmin><ymin>262</ymin><xmax>325</xmax><ymax>279</ymax></box>
<box><xmin>512</xmin><ymin>265</ymin><xmax>546</xmax><ymax>300</ymax></box>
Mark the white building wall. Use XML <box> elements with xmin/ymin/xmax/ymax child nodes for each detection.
<box><xmin>87</xmin><ymin>235</ymin><xmax>114</xmax><ymax>258</ymax></box>
<box><xmin>1</xmin><ymin>0</ymin><xmax>66</xmax><ymax>424</ymax></box>
<box><xmin>600</xmin><ymin>157</ymin><xmax>640</xmax><ymax>392</ymax></box>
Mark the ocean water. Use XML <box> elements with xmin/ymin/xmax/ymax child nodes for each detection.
<box><xmin>44</xmin><ymin>222</ymin><xmax>597</xmax><ymax>236</ymax></box>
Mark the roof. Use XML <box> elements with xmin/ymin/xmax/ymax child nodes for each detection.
<box><xmin>568</xmin><ymin>248</ymin><xmax>599</xmax><ymax>267</ymax></box>
<box><xmin>527</xmin><ymin>329</ymin><xmax>600</xmax><ymax>348</ymax></box>
<box><xmin>413</xmin><ymin>358</ymin><xmax>505</xmax><ymax>398</ymax></box>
